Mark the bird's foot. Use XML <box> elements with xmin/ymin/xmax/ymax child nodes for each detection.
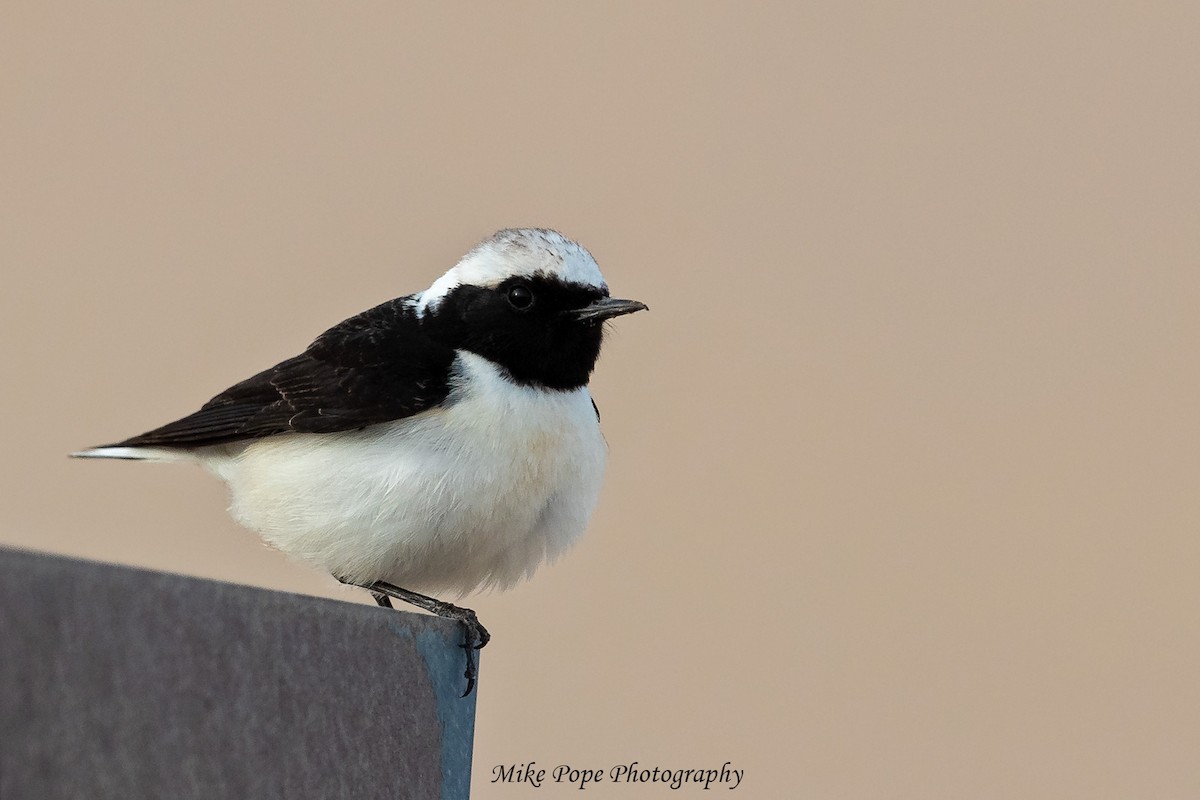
<box><xmin>340</xmin><ymin>577</ymin><xmax>488</xmax><ymax>697</ymax></box>
<box><xmin>448</xmin><ymin>607</ymin><xmax>489</xmax><ymax>697</ymax></box>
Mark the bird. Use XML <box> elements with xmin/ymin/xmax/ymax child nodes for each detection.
<box><xmin>73</xmin><ymin>228</ymin><xmax>647</xmax><ymax>696</ymax></box>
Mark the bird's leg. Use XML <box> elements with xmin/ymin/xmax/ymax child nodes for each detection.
<box><xmin>339</xmin><ymin>577</ymin><xmax>488</xmax><ymax>697</ymax></box>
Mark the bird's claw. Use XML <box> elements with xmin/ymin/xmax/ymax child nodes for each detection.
<box><xmin>457</xmin><ymin>612</ymin><xmax>489</xmax><ymax>696</ymax></box>
<box><xmin>343</xmin><ymin>578</ymin><xmax>489</xmax><ymax>698</ymax></box>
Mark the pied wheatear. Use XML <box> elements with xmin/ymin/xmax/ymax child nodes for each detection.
<box><xmin>74</xmin><ymin>228</ymin><xmax>647</xmax><ymax>695</ymax></box>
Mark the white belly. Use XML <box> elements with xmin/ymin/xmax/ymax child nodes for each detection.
<box><xmin>202</xmin><ymin>352</ymin><xmax>608</xmax><ymax>595</ymax></box>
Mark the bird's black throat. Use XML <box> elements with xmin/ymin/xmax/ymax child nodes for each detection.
<box><xmin>424</xmin><ymin>276</ymin><xmax>607</xmax><ymax>391</ymax></box>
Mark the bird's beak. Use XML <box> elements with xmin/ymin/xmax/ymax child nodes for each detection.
<box><xmin>569</xmin><ymin>297</ymin><xmax>649</xmax><ymax>323</ymax></box>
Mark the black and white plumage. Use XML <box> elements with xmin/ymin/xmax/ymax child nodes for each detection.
<box><xmin>74</xmin><ymin>228</ymin><xmax>646</xmax><ymax>695</ymax></box>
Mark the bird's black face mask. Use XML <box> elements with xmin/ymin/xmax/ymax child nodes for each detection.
<box><xmin>426</xmin><ymin>276</ymin><xmax>644</xmax><ymax>390</ymax></box>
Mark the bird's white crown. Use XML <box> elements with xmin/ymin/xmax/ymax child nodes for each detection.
<box><xmin>416</xmin><ymin>228</ymin><xmax>606</xmax><ymax>315</ymax></box>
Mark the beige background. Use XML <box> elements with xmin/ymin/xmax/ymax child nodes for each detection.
<box><xmin>3</xmin><ymin>3</ymin><xmax>1198</xmax><ymax>797</ymax></box>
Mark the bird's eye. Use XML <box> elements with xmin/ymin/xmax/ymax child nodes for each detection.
<box><xmin>506</xmin><ymin>284</ymin><xmax>535</xmax><ymax>310</ymax></box>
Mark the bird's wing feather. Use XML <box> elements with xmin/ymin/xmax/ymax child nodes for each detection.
<box><xmin>111</xmin><ymin>297</ymin><xmax>457</xmax><ymax>448</ymax></box>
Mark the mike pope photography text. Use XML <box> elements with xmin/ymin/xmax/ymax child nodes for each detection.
<box><xmin>492</xmin><ymin>761</ymin><xmax>744</xmax><ymax>790</ymax></box>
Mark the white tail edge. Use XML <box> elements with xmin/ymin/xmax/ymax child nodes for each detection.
<box><xmin>70</xmin><ymin>446</ymin><xmax>186</xmax><ymax>462</ymax></box>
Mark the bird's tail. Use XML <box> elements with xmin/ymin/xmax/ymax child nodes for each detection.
<box><xmin>70</xmin><ymin>445</ymin><xmax>191</xmax><ymax>462</ymax></box>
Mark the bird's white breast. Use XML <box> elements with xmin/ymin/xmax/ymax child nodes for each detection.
<box><xmin>200</xmin><ymin>351</ymin><xmax>607</xmax><ymax>595</ymax></box>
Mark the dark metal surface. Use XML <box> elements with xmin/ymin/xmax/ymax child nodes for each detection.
<box><xmin>0</xmin><ymin>547</ymin><xmax>476</xmax><ymax>800</ymax></box>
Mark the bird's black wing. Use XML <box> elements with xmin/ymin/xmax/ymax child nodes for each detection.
<box><xmin>112</xmin><ymin>297</ymin><xmax>457</xmax><ymax>448</ymax></box>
